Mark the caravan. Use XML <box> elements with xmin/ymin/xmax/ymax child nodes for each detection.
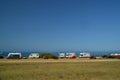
<box><xmin>66</xmin><ymin>53</ymin><xmax>76</xmax><ymax>58</ymax></box>
<box><xmin>7</xmin><ymin>53</ymin><xmax>22</xmax><ymax>59</ymax></box>
<box><xmin>28</xmin><ymin>53</ymin><xmax>39</xmax><ymax>58</ymax></box>
<box><xmin>59</xmin><ymin>53</ymin><xmax>65</xmax><ymax>58</ymax></box>
<box><xmin>79</xmin><ymin>53</ymin><xmax>90</xmax><ymax>58</ymax></box>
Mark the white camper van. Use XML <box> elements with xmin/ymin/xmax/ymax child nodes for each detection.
<box><xmin>66</xmin><ymin>53</ymin><xmax>76</xmax><ymax>58</ymax></box>
<box><xmin>7</xmin><ymin>53</ymin><xmax>22</xmax><ymax>59</ymax></box>
<box><xmin>28</xmin><ymin>53</ymin><xmax>39</xmax><ymax>58</ymax></box>
<box><xmin>59</xmin><ymin>53</ymin><xmax>65</xmax><ymax>58</ymax></box>
<box><xmin>79</xmin><ymin>53</ymin><xmax>90</xmax><ymax>58</ymax></box>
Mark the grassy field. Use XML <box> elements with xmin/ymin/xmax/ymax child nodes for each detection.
<box><xmin>0</xmin><ymin>59</ymin><xmax>120</xmax><ymax>80</ymax></box>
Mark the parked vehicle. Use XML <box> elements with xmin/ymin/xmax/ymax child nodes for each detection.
<box><xmin>79</xmin><ymin>53</ymin><xmax>90</xmax><ymax>58</ymax></box>
<box><xmin>59</xmin><ymin>53</ymin><xmax>65</xmax><ymax>58</ymax></box>
<box><xmin>28</xmin><ymin>53</ymin><xmax>39</xmax><ymax>58</ymax></box>
<box><xmin>66</xmin><ymin>53</ymin><xmax>76</xmax><ymax>58</ymax></box>
<box><xmin>7</xmin><ymin>53</ymin><xmax>22</xmax><ymax>59</ymax></box>
<box><xmin>90</xmin><ymin>56</ymin><xmax>96</xmax><ymax>59</ymax></box>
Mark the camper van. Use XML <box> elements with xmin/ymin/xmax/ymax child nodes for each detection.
<box><xmin>66</xmin><ymin>53</ymin><xmax>76</xmax><ymax>58</ymax></box>
<box><xmin>7</xmin><ymin>53</ymin><xmax>22</xmax><ymax>59</ymax></box>
<box><xmin>28</xmin><ymin>53</ymin><xmax>39</xmax><ymax>58</ymax></box>
<box><xmin>79</xmin><ymin>53</ymin><xmax>90</xmax><ymax>58</ymax></box>
<box><xmin>59</xmin><ymin>53</ymin><xmax>65</xmax><ymax>58</ymax></box>
<box><xmin>110</xmin><ymin>53</ymin><xmax>120</xmax><ymax>59</ymax></box>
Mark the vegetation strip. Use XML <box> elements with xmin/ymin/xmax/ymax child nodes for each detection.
<box><xmin>0</xmin><ymin>62</ymin><xmax>120</xmax><ymax>80</ymax></box>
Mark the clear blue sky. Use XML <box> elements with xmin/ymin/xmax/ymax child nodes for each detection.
<box><xmin>0</xmin><ymin>0</ymin><xmax>120</xmax><ymax>52</ymax></box>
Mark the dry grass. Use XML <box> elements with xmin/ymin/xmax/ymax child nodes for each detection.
<box><xmin>0</xmin><ymin>58</ymin><xmax>119</xmax><ymax>63</ymax></box>
<box><xmin>0</xmin><ymin>59</ymin><xmax>120</xmax><ymax>80</ymax></box>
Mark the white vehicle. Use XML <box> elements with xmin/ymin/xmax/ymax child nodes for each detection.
<box><xmin>28</xmin><ymin>53</ymin><xmax>39</xmax><ymax>58</ymax></box>
<box><xmin>110</xmin><ymin>53</ymin><xmax>120</xmax><ymax>56</ymax></box>
<box><xmin>66</xmin><ymin>53</ymin><xmax>76</xmax><ymax>58</ymax></box>
<box><xmin>59</xmin><ymin>53</ymin><xmax>65</xmax><ymax>58</ymax></box>
<box><xmin>7</xmin><ymin>53</ymin><xmax>22</xmax><ymax>59</ymax></box>
<box><xmin>79</xmin><ymin>53</ymin><xmax>90</xmax><ymax>58</ymax></box>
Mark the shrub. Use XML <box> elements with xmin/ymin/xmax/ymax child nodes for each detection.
<box><xmin>102</xmin><ymin>55</ymin><xmax>108</xmax><ymax>58</ymax></box>
<box><xmin>0</xmin><ymin>56</ymin><xmax>4</xmax><ymax>59</ymax></box>
<box><xmin>39</xmin><ymin>53</ymin><xmax>55</xmax><ymax>59</ymax></box>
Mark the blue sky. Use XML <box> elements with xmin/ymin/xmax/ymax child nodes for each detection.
<box><xmin>0</xmin><ymin>0</ymin><xmax>120</xmax><ymax>52</ymax></box>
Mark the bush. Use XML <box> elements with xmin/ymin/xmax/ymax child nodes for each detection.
<box><xmin>107</xmin><ymin>56</ymin><xmax>114</xmax><ymax>59</ymax></box>
<box><xmin>0</xmin><ymin>56</ymin><xmax>4</xmax><ymax>59</ymax></box>
<box><xmin>39</xmin><ymin>53</ymin><xmax>55</xmax><ymax>59</ymax></box>
<box><xmin>102</xmin><ymin>55</ymin><xmax>108</xmax><ymax>58</ymax></box>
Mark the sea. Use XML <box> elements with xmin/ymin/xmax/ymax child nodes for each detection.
<box><xmin>0</xmin><ymin>51</ymin><xmax>119</xmax><ymax>58</ymax></box>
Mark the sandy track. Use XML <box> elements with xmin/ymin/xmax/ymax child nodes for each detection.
<box><xmin>0</xmin><ymin>58</ymin><xmax>120</xmax><ymax>63</ymax></box>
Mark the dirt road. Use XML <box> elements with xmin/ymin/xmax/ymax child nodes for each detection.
<box><xmin>0</xmin><ymin>58</ymin><xmax>120</xmax><ymax>63</ymax></box>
